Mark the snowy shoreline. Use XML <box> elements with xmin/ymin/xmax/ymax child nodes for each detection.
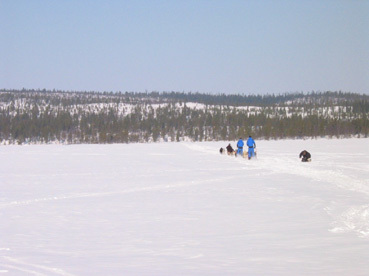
<box><xmin>1</xmin><ymin>135</ymin><xmax>368</xmax><ymax>146</ymax></box>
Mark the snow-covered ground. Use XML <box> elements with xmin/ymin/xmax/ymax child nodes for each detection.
<box><xmin>1</xmin><ymin>139</ymin><xmax>369</xmax><ymax>275</ymax></box>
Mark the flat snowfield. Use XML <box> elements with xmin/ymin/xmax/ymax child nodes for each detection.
<box><xmin>1</xmin><ymin>139</ymin><xmax>369</xmax><ymax>275</ymax></box>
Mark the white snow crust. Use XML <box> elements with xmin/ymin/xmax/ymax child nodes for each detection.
<box><xmin>1</xmin><ymin>138</ymin><xmax>369</xmax><ymax>275</ymax></box>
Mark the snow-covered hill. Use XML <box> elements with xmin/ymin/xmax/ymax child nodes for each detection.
<box><xmin>1</xmin><ymin>90</ymin><xmax>367</xmax><ymax>119</ymax></box>
<box><xmin>1</xmin><ymin>90</ymin><xmax>369</xmax><ymax>144</ymax></box>
<box><xmin>1</xmin><ymin>138</ymin><xmax>369</xmax><ymax>275</ymax></box>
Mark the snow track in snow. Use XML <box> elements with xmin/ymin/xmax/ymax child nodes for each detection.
<box><xmin>0</xmin><ymin>256</ymin><xmax>75</xmax><ymax>276</ymax></box>
<box><xmin>328</xmin><ymin>204</ymin><xmax>369</xmax><ymax>237</ymax></box>
<box><xmin>185</xmin><ymin>140</ymin><xmax>369</xmax><ymax>239</ymax></box>
<box><xmin>0</xmin><ymin>175</ymin><xmax>236</xmax><ymax>210</ymax></box>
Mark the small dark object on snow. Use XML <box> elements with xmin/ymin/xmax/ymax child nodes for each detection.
<box><xmin>226</xmin><ymin>144</ymin><xmax>235</xmax><ymax>155</ymax></box>
<box><xmin>299</xmin><ymin>150</ymin><xmax>311</xmax><ymax>162</ymax></box>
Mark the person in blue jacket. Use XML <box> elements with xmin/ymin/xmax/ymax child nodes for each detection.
<box><xmin>246</xmin><ymin>136</ymin><xmax>256</xmax><ymax>159</ymax></box>
<box><xmin>235</xmin><ymin>138</ymin><xmax>244</xmax><ymax>157</ymax></box>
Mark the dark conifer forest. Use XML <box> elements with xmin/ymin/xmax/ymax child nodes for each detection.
<box><xmin>0</xmin><ymin>89</ymin><xmax>368</xmax><ymax>144</ymax></box>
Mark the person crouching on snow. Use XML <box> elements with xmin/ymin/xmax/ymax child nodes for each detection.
<box><xmin>235</xmin><ymin>138</ymin><xmax>244</xmax><ymax>157</ymax></box>
<box><xmin>299</xmin><ymin>150</ymin><xmax>311</xmax><ymax>162</ymax></box>
<box><xmin>246</xmin><ymin>136</ymin><xmax>256</xmax><ymax>160</ymax></box>
<box><xmin>226</xmin><ymin>143</ymin><xmax>235</xmax><ymax>155</ymax></box>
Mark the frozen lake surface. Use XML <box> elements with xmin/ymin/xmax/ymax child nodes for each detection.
<box><xmin>1</xmin><ymin>139</ymin><xmax>369</xmax><ymax>275</ymax></box>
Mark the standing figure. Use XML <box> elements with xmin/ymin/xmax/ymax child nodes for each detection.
<box><xmin>299</xmin><ymin>150</ymin><xmax>311</xmax><ymax>162</ymax></box>
<box><xmin>247</xmin><ymin>136</ymin><xmax>256</xmax><ymax>160</ymax></box>
<box><xmin>236</xmin><ymin>138</ymin><xmax>244</xmax><ymax>157</ymax></box>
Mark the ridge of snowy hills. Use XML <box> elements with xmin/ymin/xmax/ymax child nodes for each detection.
<box><xmin>0</xmin><ymin>90</ymin><xmax>368</xmax><ymax>144</ymax></box>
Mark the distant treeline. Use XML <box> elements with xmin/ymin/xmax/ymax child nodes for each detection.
<box><xmin>0</xmin><ymin>89</ymin><xmax>368</xmax><ymax>144</ymax></box>
<box><xmin>2</xmin><ymin>88</ymin><xmax>368</xmax><ymax>106</ymax></box>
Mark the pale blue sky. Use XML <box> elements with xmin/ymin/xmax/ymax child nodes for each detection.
<box><xmin>1</xmin><ymin>0</ymin><xmax>368</xmax><ymax>94</ymax></box>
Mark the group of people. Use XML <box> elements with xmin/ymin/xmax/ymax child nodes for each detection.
<box><xmin>220</xmin><ymin>136</ymin><xmax>257</xmax><ymax>160</ymax></box>
<box><xmin>220</xmin><ymin>137</ymin><xmax>312</xmax><ymax>162</ymax></box>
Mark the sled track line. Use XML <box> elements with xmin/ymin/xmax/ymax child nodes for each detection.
<box><xmin>0</xmin><ymin>256</ymin><xmax>74</xmax><ymax>276</ymax></box>
<box><xmin>0</xmin><ymin>175</ymin><xmax>236</xmax><ymax>210</ymax></box>
<box><xmin>235</xmin><ymin>155</ymin><xmax>369</xmax><ymax>196</ymax></box>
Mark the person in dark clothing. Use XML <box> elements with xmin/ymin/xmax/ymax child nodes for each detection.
<box><xmin>299</xmin><ymin>150</ymin><xmax>311</xmax><ymax>162</ymax></box>
<box><xmin>226</xmin><ymin>143</ymin><xmax>235</xmax><ymax>155</ymax></box>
